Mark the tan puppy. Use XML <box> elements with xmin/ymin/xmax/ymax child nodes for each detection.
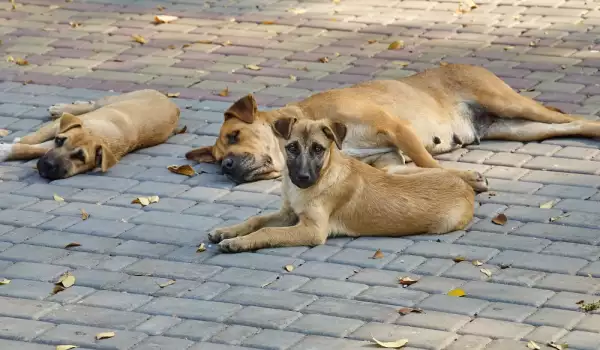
<box><xmin>0</xmin><ymin>89</ymin><xmax>180</xmax><ymax>179</ymax></box>
<box><xmin>186</xmin><ymin>64</ymin><xmax>600</xmax><ymax>187</ymax></box>
<box><xmin>209</xmin><ymin>118</ymin><xmax>476</xmax><ymax>253</ymax></box>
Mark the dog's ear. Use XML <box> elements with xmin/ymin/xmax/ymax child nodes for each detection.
<box><xmin>96</xmin><ymin>144</ymin><xmax>118</xmax><ymax>172</ymax></box>
<box><xmin>185</xmin><ymin>146</ymin><xmax>217</xmax><ymax>163</ymax></box>
<box><xmin>273</xmin><ymin>117</ymin><xmax>297</xmax><ymax>140</ymax></box>
<box><xmin>322</xmin><ymin>121</ymin><xmax>347</xmax><ymax>150</ymax></box>
<box><xmin>58</xmin><ymin>113</ymin><xmax>83</xmax><ymax>133</ymax></box>
<box><xmin>225</xmin><ymin>95</ymin><xmax>257</xmax><ymax>124</ymax></box>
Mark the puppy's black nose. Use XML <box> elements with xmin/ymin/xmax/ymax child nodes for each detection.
<box><xmin>297</xmin><ymin>173</ymin><xmax>310</xmax><ymax>182</ymax></box>
<box><xmin>222</xmin><ymin>157</ymin><xmax>235</xmax><ymax>170</ymax></box>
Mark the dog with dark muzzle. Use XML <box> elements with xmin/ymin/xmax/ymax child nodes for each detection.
<box><xmin>209</xmin><ymin>118</ymin><xmax>479</xmax><ymax>253</ymax></box>
<box><xmin>0</xmin><ymin>89</ymin><xmax>180</xmax><ymax>180</ymax></box>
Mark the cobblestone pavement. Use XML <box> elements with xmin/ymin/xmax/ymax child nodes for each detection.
<box><xmin>2</xmin><ymin>0</ymin><xmax>600</xmax><ymax>349</ymax></box>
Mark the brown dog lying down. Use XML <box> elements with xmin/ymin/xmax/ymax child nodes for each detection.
<box><xmin>209</xmin><ymin>118</ymin><xmax>477</xmax><ymax>253</ymax></box>
<box><xmin>186</xmin><ymin>64</ymin><xmax>600</xmax><ymax>188</ymax></box>
<box><xmin>0</xmin><ymin>89</ymin><xmax>180</xmax><ymax>180</ymax></box>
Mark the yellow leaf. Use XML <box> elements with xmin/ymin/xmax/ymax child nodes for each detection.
<box><xmin>527</xmin><ymin>340</ymin><xmax>541</xmax><ymax>350</ymax></box>
<box><xmin>10</xmin><ymin>0</ymin><xmax>16</xmax><ymax>10</ymax></box>
<box><xmin>149</xmin><ymin>196</ymin><xmax>160</xmax><ymax>204</ymax></box>
<box><xmin>388</xmin><ymin>40</ymin><xmax>404</xmax><ymax>50</ymax></box>
<box><xmin>453</xmin><ymin>256</ymin><xmax>466</xmax><ymax>263</ymax></box>
<box><xmin>154</xmin><ymin>15</ymin><xmax>179</xmax><ymax>24</ymax></box>
<box><xmin>95</xmin><ymin>331</ymin><xmax>116</xmax><ymax>340</ymax></box>
<box><xmin>69</xmin><ymin>22</ymin><xmax>81</xmax><ymax>28</ymax></box>
<box><xmin>480</xmin><ymin>268</ymin><xmax>492</xmax><ymax>278</ymax></box>
<box><xmin>371</xmin><ymin>249</ymin><xmax>385</xmax><ymax>259</ymax></box>
<box><xmin>222</xmin><ymin>40</ymin><xmax>232</xmax><ymax>46</ymax></box>
<box><xmin>64</xmin><ymin>242</ymin><xmax>81</xmax><ymax>249</ymax></box>
<box><xmin>448</xmin><ymin>288</ymin><xmax>466</xmax><ymax>297</ymax></box>
<box><xmin>132</xmin><ymin>197</ymin><xmax>151</xmax><ymax>207</ymax></box>
<box><xmin>472</xmin><ymin>260</ymin><xmax>483</xmax><ymax>266</ymax></box>
<box><xmin>0</xmin><ymin>278</ymin><xmax>10</xmax><ymax>285</ymax></box>
<box><xmin>53</xmin><ymin>194</ymin><xmax>65</xmax><ymax>202</ymax></box>
<box><xmin>56</xmin><ymin>272</ymin><xmax>75</xmax><ymax>288</ymax></box>
<box><xmin>159</xmin><ymin>279</ymin><xmax>176</xmax><ymax>288</ymax></box>
<box><xmin>132</xmin><ymin>34</ymin><xmax>147</xmax><ymax>44</ymax></box>
<box><xmin>547</xmin><ymin>342</ymin><xmax>567</xmax><ymax>350</ymax></box>
<box><xmin>218</xmin><ymin>87</ymin><xmax>229</xmax><ymax>97</ymax></box>
<box><xmin>284</xmin><ymin>264</ymin><xmax>294</xmax><ymax>272</ymax></box>
<box><xmin>80</xmin><ymin>209</ymin><xmax>89</xmax><ymax>220</ymax></box>
<box><xmin>56</xmin><ymin>346</ymin><xmax>78</xmax><ymax>350</ymax></box>
<box><xmin>168</xmin><ymin>164</ymin><xmax>197</xmax><ymax>177</ymax></box>
<box><xmin>245</xmin><ymin>64</ymin><xmax>261</xmax><ymax>71</ymax></box>
<box><xmin>166</xmin><ymin>92</ymin><xmax>180</xmax><ymax>98</ymax></box>
<box><xmin>539</xmin><ymin>201</ymin><xmax>555</xmax><ymax>209</ymax></box>
<box><xmin>288</xmin><ymin>8</ymin><xmax>306</xmax><ymax>14</ymax></box>
<box><xmin>492</xmin><ymin>213</ymin><xmax>507</xmax><ymax>225</ymax></box>
<box><xmin>289</xmin><ymin>75</ymin><xmax>297</xmax><ymax>81</ymax></box>
<box><xmin>6</xmin><ymin>56</ymin><xmax>14</xmax><ymax>63</ymax></box>
<box><xmin>372</xmin><ymin>337</ymin><xmax>408</xmax><ymax>348</ymax></box>
<box><xmin>440</xmin><ymin>61</ymin><xmax>449</xmax><ymax>66</ymax></box>
<box><xmin>197</xmin><ymin>243</ymin><xmax>206</xmax><ymax>253</ymax></box>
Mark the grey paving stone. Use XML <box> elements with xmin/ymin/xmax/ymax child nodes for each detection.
<box><xmin>129</xmin><ymin>211</ymin><xmax>223</xmax><ymax>231</ymax></box>
<box><xmin>489</xmin><ymin>250</ymin><xmax>589</xmax><ymax>274</ymax></box>
<box><xmin>327</xmin><ymin>247</ymin><xmax>397</xmax><ymax>268</ymax></box>
<box><xmin>351</xmin><ymin>322</ymin><xmax>456</xmax><ymax>349</ymax></box>
<box><xmin>214</xmin><ymin>286</ymin><xmax>317</xmax><ymax>311</ymax></box>
<box><xmin>182</xmin><ymin>282</ymin><xmax>231</xmax><ymax>300</ymax></box>
<box><xmin>209</xmin><ymin>325</ymin><xmax>260</xmax><ymax>346</ymax></box>
<box><xmin>303</xmin><ymin>297</ymin><xmax>399</xmax><ymax>323</ymax></box>
<box><xmin>242</xmin><ymin>329</ymin><xmax>306</xmax><ymax>350</ymax></box>
<box><xmin>0</xmin><ymin>339</ymin><xmax>56</xmax><ymax>350</ymax></box>
<box><xmin>131</xmin><ymin>336</ymin><xmax>194</xmax><ymax>350</ymax></box>
<box><xmin>227</xmin><ymin>306</ymin><xmax>302</xmax><ymax>330</ymax></box>
<box><xmin>535</xmin><ymin>273</ymin><xmax>600</xmax><ymax>294</ymax></box>
<box><xmin>395</xmin><ymin>310</ymin><xmax>471</xmax><ymax>332</ymax></box>
<box><xmin>296</xmin><ymin>278</ymin><xmax>367</xmax><ymax>298</ymax></box>
<box><xmin>444</xmin><ymin>335</ymin><xmax>491</xmax><ymax>350</ymax></box>
<box><xmin>489</xmin><ymin>268</ymin><xmax>546</xmax><ymax>287</ymax></box>
<box><xmin>460</xmin><ymin>281</ymin><xmax>555</xmax><ymax>307</ymax></box>
<box><xmin>403</xmin><ymin>241</ymin><xmax>500</xmax><ymax>262</ymax></box>
<box><xmin>52</xmin><ymin>175</ymin><xmax>139</xmax><ymax>192</ymax></box>
<box><xmin>40</xmin><ymin>304</ymin><xmax>150</xmax><ymax>330</ymax></box>
<box><xmin>124</xmin><ymin>258</ymin><xmax>222</xmax><ymax>280</ymax></box>
<box><xmin>163</xmin><ymin>319</ymin><xmax>226</xmax><ymax>341</ymax></box>
<box><xmin>355</xmin><ymin>285</ymin><xmax>428</xmax><ymax>307</ymax></box>
<box><xmin>514</xmin><ymin>222</ymin><xmax>600</xmax><ymax>245</ymax></box>
<box><xmin>136</xmin><ymin>296</ymin><xmax>242</xmax><ymax>322</ymax></box>
<box><xmin>119</xmin><ymin>224</ymin><xmax>208</xmax><ymax>245</ymax></box>
<box><xmin>290</xmin><ymin>261</ymin><xmax>357</xmax><ymax>280</ymax></box>
<box><xmin>210</xmin><ymin>267</ymin><xmax>280</xmax><ymax>288</ymax></box>
<box><xmin>1</xmin><ymin>262</ymin><xmax>69</xmax><ymax>283</ymax></box>
<box><xmin>478</xmin><ymin>302</ymin><xmax>538</xmax><ymax>322</ymax></box>
<box><xmin>524</xmin><ymin>307</ymin><xmax>585</xmax><ymax>329</ymax></box>
<box><xmin>37</xmin><ymin>324</ymin><xmax>148</xmax><ymax>350</ymax></box>
<box><xmin>286</xmin><ymin>314</ymin><xmax>364</xmax><ymax>338</ymax></box>
<box><xmin>558</xmin><ymin>330</ymin><xmax>600</xmax><ymax>350</ymax></box>
<box><xmin>0</xmin><ymin>296</ymin><xmax>59</xmax><ymax>319</ymax></box>
<box><xmin>0</xmin><ymin>316</ymin><xmax>55</xmax><ymax>341</ymax></box>
<box><xmin>67</xmin><ymin>218</ymin><xmax>135</xmax><ymax>238</ymax></box>
<box><xmin>459</xmin><ymin>317</ymin><xmax>535</xmax><ymax>340</ymax></box>
<box><xmin>0</xmin><ymin>244</ymin><xmax>68</xmax><ymax>263</ymax></box>
<box><xmin>79</xmin><ymin>291</ymin><xmax>153</xmax><ymax>311</ymax></box>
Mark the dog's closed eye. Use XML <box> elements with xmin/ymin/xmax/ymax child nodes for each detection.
<box><xmin>226</xmin><ymin>131</ymin><xmax>240</xmax><ymax>145</ymax></box>
<box><xmin>70</xmin><ymin>149</ymin><xmax>86</xmax><ymax>162</ymax></box>
<box><xmin>54</xmin><ymin>136</ymin><xmax>66</xmax><ymax>147</ymax></box>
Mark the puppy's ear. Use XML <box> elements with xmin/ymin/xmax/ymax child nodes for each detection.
<box><xmin>322</xmin><ymin>122</ymin><xmax>347</xmax><ymax>150</ymax></box>
<box><xmin>96</xmin><ymin>144</ymin><xmax>118</xmax><ymax>172</ymax></box>
<box><xmin>273</xmin><ymin>117</ymin><xmax>297</xmax><ymax>140</ymax></box>
<box><xmin>185</xmin><ymin>146</ymin><xmax>217</xmax><ymax>163</ymax></box>
<box><xmin>58</xmin><ymin>113</ymin><xmax>83</xmax><ymax>133</ymax></box>
<box><xmin>225</xmin><ymin>94</ymin><xmax>257</xmax><ymax>124</ymax></box>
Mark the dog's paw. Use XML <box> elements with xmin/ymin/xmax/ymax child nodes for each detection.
<box><xmin>48</xmin><ymin>103</ymin><xmax>71</xmax><ymax>117</ymax></box>
<box><xmin>208</xmin><ymin>230</ymin><xmax>224</xmax><ymax>243</ymax></box>
<box><xmin>218</xmin><ymin>238</ymin><xmax>247</xmax><ymax>253</ymax></box>
<box><xmin>466</xmin><ymin>171</ymin><xmax>489</xmax><ymax>193</ymax></box>
<box><xmin>0</xmin><ymin>143</ymin><xmax>13</xmax><ymax>162</ymax></box>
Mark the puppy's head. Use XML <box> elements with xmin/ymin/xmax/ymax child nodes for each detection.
<box><xmin>273</xmin><ymin>118</ymin><xmax>347</xmax><ymax>189</ymax></box>
<box><xmin>37</xmin><ymin>113</ymin><xmax>117</xmax><ymax>180</ymax></box>
<box><xmin>185</xmin><ymin>95</ymin><xmax>285</xmax><ymax>183</ymax></box>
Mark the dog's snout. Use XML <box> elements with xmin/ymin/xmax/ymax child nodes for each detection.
<box><xmin>296</xmin><ymin>171</ymin><xmax>310</xmax><ymax>182</ymax></box>
<box><xmin>37</xmin><ymin>156</ymin><xmax>67</xmax><ymax>180</ymax></box>
<box><xmin>222</xmin><ymin>157</ymin><xmax>235</xmax><ymax>170</ymax></box>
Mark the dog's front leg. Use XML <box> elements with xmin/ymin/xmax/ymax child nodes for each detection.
<box><xmin>218</xmin><ymin>221</ymin><xmax>328</xmax><ymax>253</ymax></box>
<box><xmin>209</xmin><ymin>203</ymin><xmax>297</xmax><ymax>243</ymax></box>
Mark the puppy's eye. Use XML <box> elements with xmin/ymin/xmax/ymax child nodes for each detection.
<box><xmin>226</xmin><ymin>131</ymin><xmax>239</xmax><ymax>145</ymax></box>
<box><xmin>71</xmin><ymin>149</ymin><xmax>86</xmax><ymax>162</ymax></box>
<box><xmin>286</xmin><ymin>142</ymin><xmax>300</xmax><ymax>155</ymax></box>
<box><xmin>312</xmin><ymin>144</ymin><xmax>324</xmax><ymax>154</ymax></box>
<box><xmin>54</xmin><ymin>137</ymin><xmax>66</xmax><ymax>147</ymax></box>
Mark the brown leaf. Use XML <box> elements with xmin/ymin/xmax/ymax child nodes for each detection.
<box><xmin>64</xmin><ymin>242</ymin><xmax>81</xmax><ymax>249</ymax></box>
<box><xmin>174</xmin><ymin>125</ymin><xmax>187</xmax><ymax>135</ymax></box>
<box><xmin>154</xmin><ymin>15</ymin><xmax>179</xmax><ymax>24</ymax></box>
<box><xmin>95</xmin><ymin>332</ymin><xmax>116</xmax><ymax>340</ymax></box>
<box><xmin>158</xmin><ymin>279</ymin><xmax>176</xmax><ymax>288</ymax></box>
<box><xmin>399</xmin><ymin>276</ymin><xmax>418</xmax><ymax>286</ymax></box>
<box><xmin>195</xmin><ymin>40</ymin><xmax>213</xmax><ymax>44</ymax></box>
<box><xmin>447</xmin><ymin>288</ymin><xmax>466</xmax><ymax>297</ymax></box>
<box><xmin>218</xmin><ymin>87</ymin><xmax>229</xmax><ymax>97</ymax></box>
<box><xmin>132</xmin><ymin>34</ymin><xmax>147</xmax><ymax>44</ymax></box>
<box><xmin>372</xmin><ymin>337</ymin><xmax>408</xmax><ymax>348</ymax></box>
<box><xmin>367</xmin><ymin>39</ymin><xmax>377</xmax><ymax>44</ymax></box>
<box><xmin>52</xmin><ymin>285</ymin><xmax>66</xmax><ymax>295</ymax></box>
<box><xmin>166</xmin><ymin>92</ymin><xmax>180</xmax><ymax>98</ymax></box>
<box><xmin>197</xmin><ymin>243</ymin><xmax>206</xmax><ymax>253</ymax></box>
<box><xmin>472</xmin><ymin>260</ymin><xmax>483</xmax><ymax>266</ymax></box>
<box><xmin>168</xmin><ymin>164</ymin><xmax>197</xmax><ymax>177</ymax></box>
<box><xmin>318</xmin><ymin>56</ymin><xmax>329</xmax><ymax>63</ymax></box>
<box><xmin>245</xmin><ymin>64</ymin><xmax>261</xmax><ymax>70</ymax></box>
<box><xmin>492</xmin><ymin>213</ymin><xmax>507</xmax><ymax>226</ymax></box>
<box><xmin>182</xmin><ymin>44</ymin><xmax>191</xmax><ymax>48</ymax></box>
<box><xmin>80</xmin><ymin>209</ymin><xmax>89</xmax><ymax>220</ymax></box>
<box><xmin>284</xmin><ymin>264</ymin><xmax>294</xmax><ymax>272</ymax></box>
<box><xmin>453</xmin><ymin>256</ymin><xmax>466</xmax><ymax>263</ymax></box>
<box><xmin>388</xmin><ymin>40</ymin><xmax>404</xmax><ymax>50</ymax></box>
<box><xmin>69</xmin><ymin>22</ymin><xmax>81</xmax><ymax>28</ymax></box>
<box><xmin>398</xmin><ymin>307</ymin><xmax>423</xmax><ymax>315</ymax></box>
<box><xmin>0</xmin><ymin>278</ymin><xmax>10</xmax><ymax>285</ymax></box>
<box><xmin>527</xmin><ymin>340</ymin><xmax>541</xmax><ymax>350</ymax></box>
<box><xmin>371</xmin><ymin>249</ymin><xmax>385</xmax><ymax>259</ymax></box>
<box><xmin>261</xmin><ymin>20</ymin><xmax>276</xmax><ymax>25</ymax></box>
<box><xmin>576</xmin><ymin>300</ymin><xmax>585</xmax><ymax>305</ymax></box>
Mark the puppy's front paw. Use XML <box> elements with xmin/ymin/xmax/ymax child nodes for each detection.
<box><xmin>208</xmin><ymin>229</ymin><xmax>225</xmax><ymax>243</ymax></box>
<box><xmin>465</xmin><ymin>170</ymin><xmax>489</xmax><ymax>193</ymax></box>
<box><xmin>219</xmin><ymin>238</ymin><xmax>248</xmax><ymax>253</ymax></box>
<box><xmin>48</xmin><ymin>103</ymin><xmax>71</xmax><ymax>117</ymax></box>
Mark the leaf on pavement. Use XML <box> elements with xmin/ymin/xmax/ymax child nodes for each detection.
<box><xmin>56</xmin><ymin>346</ymin><xmax>78</xmax><ymax>350</ymax></box>
<box><xmin>174</xmin><ymin>125</ymin><xmax>187</xmax><ymax>135</ymax></box>
<box><xmin>64</xmin><ymin>242</ymin><xmax>81</xmax><ymax>249</ymax></box>
<box><xmin>492</xmin><ymin>213</ymin><xmax>507</xmax><ymax>225</ymax></box>
<box><xmin>0</xmin><ymin>129</ymin><xmax>8</xmax><ymax>137</ymax></box>
<box><xmin>53</xmin><ymin>194</ymin><xmax>65</xmax><ymax>202</ymax></box>
<box><xmin>154</xmin><ymin>15</ymin><xmax>178</xmax><ymax>24</ymax></box>
<box><xmin>218</xmin><ymin>87</ymin><xmax>229</xmax><ymax>97</ymax></box>
<box><xmin>159</xmin><ymin>279</ymin><xmax>176</xmax><ymax>288</ymax></box>
<box><xmin>448</xmin><ymin>288</ymin><xmax>466</xmax><ymax>297</ymax></box>
<box><xmin>453</xmin><ymin>256</ymin><xmax>466</xmax><ymax>263</ymax></box>
<box><xmin>166</xmin><ymin>92</ymin><xmax>180</xmax><ymax>98</ymax></box>
<box><xmin>480</xmin><ymin>268</ymin><xmax>492</xmax><ymax>278</ymax></box>
<box><xmin>0</xmin><ymin>278</ymin><xmax>10</xmax><ymax>285</ymax></box>
<box><xmin>472</xmin><ymin>260</ymin><xmax>483</xmax><ymax>266</ymax></box>
<box><xmin>539</xmin><ymin>201</ymin><xmax>555</xmax><ymax>209</ymax></box>
<box><xmin>245</xmin><ymin>64</ymin><xmax>261</xmax><ymax>71</ymax></box>
<box><xmin>197</xmin><ymin>243</ymin><xmax>206</xmax><ymax>253</ymax></box>
<box><xmin>388</xmin><ymin>40</ymin><xmax>404</xmax><ymax>50</ymax></box>
<box><xmin>399</xmin><ymin>277</ymin><xmax>418</xmax><ymax>286</ymax></box>
<box><xmin>132</xmin><ymin>34</ymin><xmax>147</xmax><ymax>44</ymax></box>
<box><xmin>80</xmin><ymin>209</ymin><xmax>89</xmax><ymax>220</ymax></box>
<box><xmin>168</xmin><ymin>164</ymin><xmax>197</xmax><ymax>177</ymax></box>
<box><xmin>398</xmin><ymin>307</ymin><xmax>423</xmax><ymax>315</ymax></box>
<box><xmin>371</xmin><ymin>249</ymin><xmax>385</xmax><ymax>259</ymax></box>
<box><xmin>372</xmin><ymin>337</ymin><xmax>408</xmax><ymax>348</ymax></box>
<box><xmin>284</xmin><ymin>264</ymin><xmax>294</xmax><ymax>272</ymax></box>
<box><xmin>527</xmin><ymin>340</ymin><xmax>541</xmax><ymax>350</ymax></box>
<box><xmin>95</xmin><ymin>332</ymin><xmax>116</xmax><ymax>340</ymax></box>
<box><xmin>547</xmin><ymin>342</ymin><xmax>567</xmax><ymax>350</ymax></box>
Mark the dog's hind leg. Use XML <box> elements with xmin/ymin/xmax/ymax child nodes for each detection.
<box><xmin>385</xmin><ymin>166</ymin><xmax>488</xmax><ymax>192</ymax></box>
<box><xmin>483</xmin><ymin>118</ymin><xmax>600</xmax><ymax>142</ymax></box>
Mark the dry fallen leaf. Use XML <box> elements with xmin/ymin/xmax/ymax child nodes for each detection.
<box><xmin>527</xmin><ymin>340</ymin><xmax>541</xmax><ymax>350</ymax></box>
<box><xmin>166</xmin><ymin>92</ymin><xmax>180</xmax><ymax>98</ymax></box>
<box><xmin>10</xmin><ymin>0</ymin><xmax>16</xmax><ymax>10</ymax></box>
<box><xmin>318</xmin><ymin>56</ymin><xmax>329</xmax><ymax>63</ymax></box>
<box><xmin>492</xmin><ymin>213</ymin><xmax>507</xmax><ymax>226</ymax></box>
<box><xmin>576</xmin><ymin>300</ymin><xmax>585</xmax><ymax>305</ymax></box>
<box><xmin>288</xmin><ymin>8</ymin><xmax>306</xmax><ymax>14</ymax></box>
<box><xmin>550</xmin><ymin>213</ymin><xmax>570</xmax><ymax>222</ymax></box>
<box><xmin>367</xmin><ymin>39</ymin><xmax>378</xmax><ymax>44</ymax></box>
<box><xmin>154</xmin><ymin>15</ymin><xmax>179</xmax><ymax>24</ymax></box>
<box><xmin>197</xmin><ymin>243</ymin><xmax>206</xmax><ymax>253</ymax></box>
<box><xmin>453</xmin><ymin>256</ymin><xmax>466</xmax><ymax>263</ymax></box>
<box><xmin>0</xmin><ymin>278</ymin><xmax>10</xmax><ymax>285</ymax></box>
<box><xmin>398</xmin><ymin>307</ymin><xmax>423</xmax><ymax>315</ymax></box>
<box><xmin>463</xmin><ymin>0</ymin><xmax>478</xmax><ymax>9</ymax></box>
<box><xmin>6</xmin><ymin>56</ymin><xmax>14</xmax><ymax>63</ymax></box>
<box><xmin>69</xmin><ymin>22</ymin><xmax>81</xmax><ymax>28</ymax></box>
<box><xmin>388</xmin><ymin>40</ymin><xmax>404</xmax><ymax>50</ymax></box>
<box><xmin>284</xmin><ymin>264</ymin><xmax>294</xmax><ymax>272</ymax></box>
<box><xmin>56</xmin><ymin>272</ymin><xmax>75</xmax><ymax>288</ymax></box>
<box><xmin>53</xmin><ymin>194</ymin><xmax>65</xmax><ymax>202</ymax></box>
<box><xmin>579</xmin><ymin>300</ymin><xmax>600</xmax><ymax>312</ymax></box>
<box><xmin>56</xmin><ymin>346</ymin><xmax>78</xmax><ymax>350</ymax></box>
<box><xmin>132</xmin><ymin>34</ymin><xmax>147</xmax><ymax>44</ymax></box>
<box><xmin>159</xmin><ymin>279</ymin><xmax>176</xmax><ymax>288</ymax></box>
<box><xmin>448</xmin><ymin>288</ymin><xmax>466</xmax><ymax>297</ymax></box>
<box><xmin>64</xmin><ymin>242</ymin><xmax>81</xmax><ymax>249</ymax></box>
<box><xmin>399</xmin><ymin>277</ymin><xmax>418</xmax><ymax>286</ymax></box>
<box><xmin>371</xmin><ymin>249</ymin><xmax>385</xmax><ymax>259</ymax></box>
<box><xmin>372</xmin><ymin>337</ymin><xmax>408</xmax><ymax>348</ymax></box>
<box><xmin>245</xmin><ymin>64</ymin><xmax>261</xmax><ymax>71</ymax></box>
<box><xmin>547</xmin><ymin>342</ymin><xmax>567</xmax><ymax>350</ymax></box>
<box><xmin>132</xmin><ymin>197</ymin><xmax>151</xmax><ymax>207</ymax></box>
<box><xmin>174</xmin><ymin>125</ymin><xmax>187</xmax><ymax>135</ymax></box>
<box><xmin>539</xmin><ymin>201</ymin><xmax>555</xmax><ymax>209</ymax></box>
<box><xmin>168</xmin><ymin>164</ymin><xmax>197</xmax><ymax>177</ymax></box>
<box><xmin>0</xmin><ymin>129</ymin><xmax>9</xmax><ymax>137</ymax></box>
<box><xmin>80</xmin><ymin>209</ymin><xmax>89</xmax><ymax>220</ymax></box>
<box><xmin>95</xmin><ymin>332</ymin><xmax>116</xmax><ymax>340</ymax></box>
<box><xmin>261</xmin><ymin>20</ymin><xmax>276</xmax><ymax>25</ymax></box>
<box><xmin>480</xmin><ymin>268</ymin><xmax>492</xmax><ymax>278</ymax></box>
<box><xmin>440</xmin><ymin>61</ymin><xmax>449</xmax><ymax>66</ymax></box>
<box><xmin>472</xmin><ymin>260</ymin><xmax>483</xmax><ymax>266</ymax></box>
<box><xmin>218</xmin><ymin>87</ymin><xmax>229</xmax><ymax>97</ymax></box>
